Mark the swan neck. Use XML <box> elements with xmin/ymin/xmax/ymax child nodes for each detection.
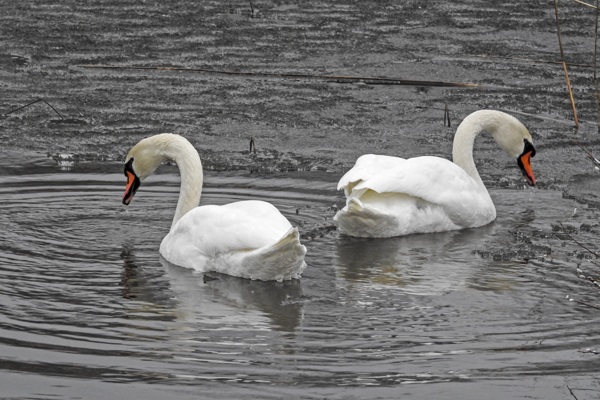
<box><xmin>165</xmin><ymin>137</ymin><xmax>203</xmax><ymax>228</ymax></box>
<box><xmin>451</xmin><ymin>113</ymin><xmax>489</xmax><ymax>188</ymax></box>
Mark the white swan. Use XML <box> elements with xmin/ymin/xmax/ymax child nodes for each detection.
<box><xmin>334</xmin><ymin>110</ymin><xmax>537</xmax><ymax>238</ymax></box>
<box><xmin>122</xmin><ymin>133</ymin><xmax>307</xmax><ymax>281</ymax></box>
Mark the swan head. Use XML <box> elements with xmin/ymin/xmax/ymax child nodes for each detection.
<box><xmin>122</xmin><ymin>136</ymin><xmax>169</xmax><ymax>205</ymax></box>
<box><xmin>487</xmin><ymin>112</ymin><xmax>537</xmax><ymax>186</ymax></box>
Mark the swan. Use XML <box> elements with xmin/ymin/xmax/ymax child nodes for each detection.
<box><xmin>121</xmin><ymin>133</ymin><xmax>307</xmax><ymax>281</ymax></box>
<box><xmin>334</xmin><ymin>110</ymin><xmax>537</xmax><ymax>238</ymax></box>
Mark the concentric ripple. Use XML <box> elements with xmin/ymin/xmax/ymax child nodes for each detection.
<box><xmin>1</xmin><ymin>153</ymin><xmax>599</xmax><ymax>399</ymax></box>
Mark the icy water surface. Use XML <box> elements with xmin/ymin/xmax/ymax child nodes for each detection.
<box><xmin>1</xmin><ymin>153</ymin><xmax>600</xmax><ymax>399</ymax></box>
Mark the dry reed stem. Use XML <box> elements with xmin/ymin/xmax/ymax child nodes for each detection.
<box><xmin>562</xmin><ymin>61</ymin><xmax>580</xmax><ymax>127</ymax></box>
<box><xmin>595</xmin><ymin>0</ymin><xmax>600</xmax><ymax>126</ymax></box>
<box><xmin>554</xmin><ymin>0</ymin><xmax>580</xmax><ymax>128</ymax></box>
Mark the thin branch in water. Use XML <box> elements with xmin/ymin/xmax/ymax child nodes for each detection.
<box><xmin>573</xmin><ymin>0</ymin><xmax>597</xmax><ymax>9</ymax></box>
<box><xmin>78</xmin><ymin>64</ymin><xmax>480</xmax><ymax>88</ymax></box>
<box><xmin>455</xmin><ymin>53</ymin><xmax>600</xmax><ymax>71</ymax></box>
<box><xmin>559</xmin><ymin>223</ymin><xmax>600</xmax><ymax>279</ymax></box>
<box><xmin>573</xmin><ymin>141</ymin><xmax>600</xmax><ymax>168</ymax></box>
<box><xmin>4</xmin><ymin>98</ymin><xmax>64</xmax><ymax>119</ymax></box>
<box><xmin>497</xmin><ymin>108</ymin><xmax>574</xmax><ymax>125</ymax></box>
<box><xmin>573</xmin><ymin>298</ymin><xmax>600</xmax><ymax>309</ymax></box>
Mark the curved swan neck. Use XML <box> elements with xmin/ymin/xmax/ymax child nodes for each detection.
<box><xmin>154</xmin><ymin>134</ymin><xmax>203</xmax><ymax>228</ymax></box>
<box><xmin>451</xmin><ymin>110</ymin><xmax>506</xmax><ymax>188</ymax></box>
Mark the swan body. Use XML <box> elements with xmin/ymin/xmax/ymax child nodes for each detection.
<box><xmin>122</xmin><ymin>134</ymin><xmax>307</xmax><ymax>281</ymax></box>
<box><xmin>334</xmin><ymin>110</ymin><xmax>537</xmax><ymax>238</ymax></box>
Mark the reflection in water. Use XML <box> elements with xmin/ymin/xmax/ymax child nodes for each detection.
<box><xmin>119</xmin><ymin>244</ymin><xmax>304</xmax><ymax>332</ymax></box>
<box><xmin>335</xmin><ymin>224</ymin><xmax>496</xmax><ymax>295</ymax></box>
<box><xmin>160</xmin><ymin>257</ymin><xmax>304</xmax><ymax>332</ymax></box>
<box><xmin>119</xmin><ymin>243</ymin><xmax>176</xmax><ymax>309</ymax></box>
<box><xmin>120</xmin><ymin>243</ymin><xmax>141</xmax><ymax>300</ymax></box>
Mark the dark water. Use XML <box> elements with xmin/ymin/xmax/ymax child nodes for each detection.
<box><xmin>1</xmin><ymin>153</ymin><xmax>599</xmax><ymax>399</ymax></box>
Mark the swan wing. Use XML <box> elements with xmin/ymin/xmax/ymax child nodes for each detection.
<box><xmin>337</xmin><ymin>154</ymin><xmax>406</xmax><ymax>193</ymax></box>
<box><xmin>354</xmin><ymin>156</ymin><xmax>480</xmax><ymax>203</ymax></box>
<box><xmin>336</xmin><ymin>156</ymin><xmax>495</xmax><ymax>236</ymax></box>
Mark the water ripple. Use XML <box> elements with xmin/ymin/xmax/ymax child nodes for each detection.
<box><xmin>0</xmin><ymin>155</ymin><xmax>599</xmax><ymax>398</ymax></box>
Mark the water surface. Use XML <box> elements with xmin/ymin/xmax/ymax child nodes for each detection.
<box><xmin>1</xmin><ymin>153</ymin><xmax>599</xmax><ymax>399</ymax></box>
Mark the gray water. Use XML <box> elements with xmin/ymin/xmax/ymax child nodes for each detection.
<box><xmin>1</xmin><ymin>153</ymin><xmax>599</xmax><ymax>399</ymax></box>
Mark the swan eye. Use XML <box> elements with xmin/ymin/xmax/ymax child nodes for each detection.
<box><xmin>124</xmin><ymin>158</ymin><xmax>135</xmax><ymax>177</ymax></box>
<box><xmin>523</xmin><ymin>139</ymin><xmax>536</xmax><ymax>158</ymax></box>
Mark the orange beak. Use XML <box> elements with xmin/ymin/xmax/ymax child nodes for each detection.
<box><xmin>123</xmin><ymin>170</ymin><xmax>140</xmax><ymax>205</ymax></box>
<box><xmin>518</xmin><ymin>151</ymin><xmax>536</xmax><ymax>186</ymax></box>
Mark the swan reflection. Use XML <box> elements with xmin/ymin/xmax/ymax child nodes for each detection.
<box><xmin>119</xmin><ymin>244</ymin><xmax>304</xmax><ymax>332</ymax></box>
<box><xmin>160</xmin><ymin>257</ymin><xmax>304</xmax><ymax>333</ymax></box>
<box><xmin>119</xmin><ymin>243</ymin><xmax>176</xmax><ymax>308</ymax></box>
<box><xmin>335</xmin><ymin>224</ymin><xmax>496</xmax><ymax>295</ymax></box>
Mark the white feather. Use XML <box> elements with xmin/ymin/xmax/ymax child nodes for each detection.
<box><xmin>125</xmin><ymin>134</ymin><xmax>307</xmax><ymax>281</ymax></box>
<box><xmin>334</xmin><ymin>110</ymin><xmax>535</xmax><ymax>238</ymax></box>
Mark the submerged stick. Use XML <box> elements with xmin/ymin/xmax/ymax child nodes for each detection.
<box><xmin>4</xmin><ymin>98</ymin><xmax>64</xmax><ymax>119</ymax></box>
<box><xmin>554</xmin><ymin>0</ymin><xmax>580</xmax><ymax>128</ymax></box>
<box><xmin>78</xmin><ymin>64</ymin><xmax>479</xmax><ymax>88</ymax></box>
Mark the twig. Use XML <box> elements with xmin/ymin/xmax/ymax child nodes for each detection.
<box><xmin>249</xmin><ymin>136</ymin><xmax>256</xmax><ymax>154</ymax></box>
<box><xmin>567</xmin><ymin>385</ymin><xmax>579</xmax><ymax>400</ymax></box>
<box><xmin>573</xmin><ymin>141</ymin><xmax>600</xmax><ymax>167</ymax></box>
<box><xmin>497</xmin><ymin>108</ymin><xmax>574</xmax><ymax>125</ymax></box>
<box><xmin>77</xmin><ymin>64</ymin><xmax>480</xmax><ymax>88</ymax></box>
<box><xmin>573</xmin><ymin>0</ymin><xmax>597</xmax><ymax>9</ymax></box>
<box><xmin>554</xmin><ymin>0</ymin><xmax>580</xmax><ymax>129</ymax></box>
<box><xmin>572</xmin><ymin>298</ymin><xmax>600</xmax><ymax>310</ymax></box>
<box><xmin>4</xmin><ymin>98</ymin><xmax>64</xmax><ymax>119</ymax></box>
<box><xmin>443</xmin><ymin>104</ymin><xmax>451</xmax><ymax>127</ymax></box>
<box><xmin>454</xmin><ymin>54</ymin><xmax>600</xmax><ymax>70</ymax></box>
<box><xmin>559</xmin><ymin>223</ymin><xmax>600</xmax><ymax>264</ymax></box>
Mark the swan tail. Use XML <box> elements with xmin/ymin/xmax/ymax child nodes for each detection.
<box><xmin>238</xmin><ymin>227</ymin><xmax>307</xmax><ymax>282</ymax></box>
<box><xmin>334</xmin><ymin>198</ymin><xmax>399</xmax><ymax>238</ymax></box>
